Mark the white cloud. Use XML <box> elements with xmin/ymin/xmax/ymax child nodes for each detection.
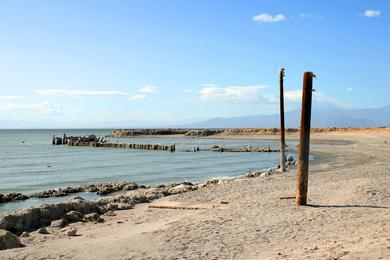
<box><xmin>363</xmin><ymin>10</ymin><xmax>381</xmax><ymax>18</ymax></box>
<box><xmin>284</xmin><ymin>90</ymin><xmax>302</xmax><ymax>101</ymax></box>
<box><xmin>128</xmin><ymin>94</ymin><xmax>147</xmax><ymax>101</ymax></box>
<box><xmin>268</xmin><ymin>89</ymin><xmax>350</xmax><ymax>108</ymax></box>
<box><xmin>346</xmin><ymin>87</ymin><xmax>353</xmax><ymax>92</ymax></box>
<box><xmin>139</xmin><ymin>85</ymin><xmax>159</xmax><ymax>94</ymax></box>
<box><xmin>0</xmin><ymin>96</ymin><xmax>23</xmax><ymax>100</ymax></box>
<box><xmin>199</xmin><ymin>85</ymin><xmax>268</xmax><ymax>104</ymax></box>
<box><xmin>36</xmin><ymin>89</ymin><xmax>129</xmax><ymax>98</ymax></box>
<box><xmin>0</xmin><ymin>102</ymin><xmax>60</xmax><ymax>115</ymax></box>
<box><xmin>253</xmin><ymin>13</ymin><xmax>286</xmax><ymax>23</ymax></box>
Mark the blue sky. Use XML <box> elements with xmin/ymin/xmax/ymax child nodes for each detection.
<box><xmin>0</xmin><ymin>0</ymin><xmax>389</xmax><ymax>127</ymax></box>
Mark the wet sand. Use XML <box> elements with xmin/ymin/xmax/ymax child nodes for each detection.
<box><xmin>1</xmin><ymin>132</ymin><xmax>389</xmax><ymax>259</ymax></box>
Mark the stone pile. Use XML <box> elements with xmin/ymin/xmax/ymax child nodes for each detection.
<box><xmin>0</xmin><ymin>182</ymin><xmax>197</xmax><ymax>235</ymax></box>
<box><xmin>0</xmin><ymin>193</ymin><xmax>29</xmax><ymax>203</ymax></box>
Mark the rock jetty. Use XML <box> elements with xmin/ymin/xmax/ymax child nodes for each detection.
<box><xmin>66</xmin><ymin>141</ymin><xmax>176</xmax><ymax>151</ymax></box>
<box><xmin>109</xmin><ymin>129</ymin><xmax>188</xmax><ymax>137</ymax></box>
<box><xmin>0</xmin><ymin>193</ymin><xmax>29</xmax><ymax>204</ymax></box>
<box><xmin>209</xmin><ymin>145</ymin><xmax>280</xmax><ymax>152</ymax></box>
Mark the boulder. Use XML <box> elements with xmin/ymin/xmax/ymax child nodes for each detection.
<box><xmin>0</xmin><ymin>229</ymin><xmax>24</xmax><ymax>250</ymax></box>
<box><xmin>50</xmin><ymin>219</ymin><xmax>67</xmax><ymax>228</ymax></box>
<box><xmin>38</xmin><ymin>227</ymin><xmax>49</xmax><ymax>234</ymax></box>
<box><xmin>64</xmin><ymin>229</ymin><xmax>78</xmax><ymax>236</ymax></box>
<box><xmin>65</xmin><ymin>211</ymin><xmax>83</xmax><ymax>222</ymax></box>
<box><xmin>84</xmin><ymin>213</ymin><xmax>103</xmax><ymax>222</ymax></box>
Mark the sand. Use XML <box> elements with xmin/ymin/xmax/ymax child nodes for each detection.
<box><xmin>1</xmin><ymin>132</ymin><xmax>389</xmax><ymax>259</ymax></box>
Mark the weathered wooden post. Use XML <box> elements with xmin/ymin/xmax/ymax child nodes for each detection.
<box><xmin>279</xmin><ymin>67</ymin><xmax>286</xmax><ymax>172</ymax></box>
<box><xmin>296</xmin><ymin>71</ymin><xmax>315</xmax><ymax>205</ymax></box>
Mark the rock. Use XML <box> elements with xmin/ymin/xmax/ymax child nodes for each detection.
<box><xmin>84</xmin><ymin>213</ymin><xmax>102</xmax><ymax>222</ymax></box>
<box><xmin>103</xmin><ymin>211</ymin><xmax>116</xmax><ymax>217</ymax></box>
<box><xmin>260</xmin><ymin>172</ymin><xmax>270</xmax><ymax>177</ymax></box>
<box><xmin>50</xmin><ymin>219</ymin><xmax>67</xmax><ymax>228</ymax></box>
<box><xmin>96</xmin><ymin>186</ymin><xmax>115</xmax><ymax>195</ymax></box>
<box><xmin>38</xmin><ymin>227</ymin><xmax>50</xmax><ymax>234</ymax></box>
<box><xmin>0</xmin><ymin>229</ymin><xmax>24</xmax><ymax>250</ymax></box>
<box><xmin>122</xmin><ymin>182</ymin><xmax>138</xmax><ymax>191</ymax></box>
<box><xmin>19</xmin><ymin>232</ymin><xmax>30</xmax><ymax>237</ymax></box>
<box><xmin>65</xmin><ymin>211</ymin><xmax>83</xmax><ymax>222</ymax></box>
<box><xmin>0</xmin><ymin>193</ymin><xmax>29</xmax><ymax>203</ymax></box>
<box><xmin>167</xmin><ymin>184</ymin><xmax>194</xmax><ymax>194</ymax></box>
<box><xmin>64</xmin><ymin>229</ymin><xmax>78</xmax><ymax>236</ymax></box>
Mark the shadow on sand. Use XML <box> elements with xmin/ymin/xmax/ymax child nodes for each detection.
<box><xmin>306</xmin><ymin>204</ymin><xmax>388</xmax><ymax>209</ymax></box>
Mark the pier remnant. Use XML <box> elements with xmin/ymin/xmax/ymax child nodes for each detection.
<box><xmin>279</xmin><ymin>67</ymin><xmax>286</xmax><ymax>172</ymax></box>
<box><xmin>296</xmin><ymin>72</ymin><xmax>315</xmax><ymax>205</ymax></box>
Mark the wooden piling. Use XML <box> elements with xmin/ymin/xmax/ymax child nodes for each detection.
<box><xmin>296</xmin><ymin>72</ymin><xmax>315</xmax><ymax>205</ymax></box>
<box><xmin>279</xmin><ymin>67</ymin><xmax>286</xmax><ymax>172</ymax></box>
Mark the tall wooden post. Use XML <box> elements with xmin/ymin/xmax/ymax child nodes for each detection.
<box><xmin>279</xmin><ymin>68</ymin><xmax>286</xmax><ymax>172</ymax></box>
<box><xmin>296</xmin><ymin>72</ymin><xmax>315</xmax><ymax>205</ymax></box>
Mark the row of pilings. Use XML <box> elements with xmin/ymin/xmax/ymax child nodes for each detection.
<box><xmin>67</xmin><ymin>141</ymin><xmax>176</xmax><ymax>152</ymax></box>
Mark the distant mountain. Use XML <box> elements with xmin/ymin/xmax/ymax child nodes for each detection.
<box><xmin>184</xmin><ymin>106</ymin><xmax>390</xmax><ymax>128</ymax></box>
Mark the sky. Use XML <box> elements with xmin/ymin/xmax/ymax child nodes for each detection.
<box><xmin>0</xmin><ymin>0</ymin><xmax>389</xmax><ymax>128</ymax></box>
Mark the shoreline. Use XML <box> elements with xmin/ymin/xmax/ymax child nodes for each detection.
<box><xmin>1</xmin><ymin>132</ymin><xmax>389</xmax><ymax>259</ymax></box>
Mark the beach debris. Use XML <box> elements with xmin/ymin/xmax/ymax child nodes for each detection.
<box><xmin>220</xmin><ymin>201</ymin><xmax>229</xmax><ymax>204</ymax></box>
<box><xmin>0</xmin><ymin>229</ymin><xmax>24</xmax><ymax>250</ymax></box>
<box><xmin>148</xmin><ymin>205</ymin><xmax>204</xmax><ymax>210</ymax></box>
<box><xmin>279</xmin><ymin>196</ymin><xmax>296</xmax><ymax>200</ymax></box>
<box><xmin>38</xmin><ymin>227</ymin><xmax>50</xmax><ymax>234</ymax></box>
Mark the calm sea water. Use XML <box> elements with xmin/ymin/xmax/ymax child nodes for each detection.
<box><xmin>0</xmin><ymin>129</ymin><xmax>295</xmax><ymax>211</ymax></box>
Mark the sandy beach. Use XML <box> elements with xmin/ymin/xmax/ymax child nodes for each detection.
<box><xmin>1</xmin><ymin>131</ymin><xmax>389</xmax><ymax>259</ymax></box>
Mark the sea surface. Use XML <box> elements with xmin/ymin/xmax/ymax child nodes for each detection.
<box><xmin>0</xmin><ymin>129</ymin><xmax>296</xmax><ymax>211</ymax></box>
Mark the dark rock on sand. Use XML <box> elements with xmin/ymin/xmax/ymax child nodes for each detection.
<box><xmin>0</xmin><ymin>229</ymin><xmax>24</xmax><ymax>250</ymax></box>
<box><xmin>84</xmin><ymin>213</ymin><xmax>103</xmax><ymax>222</ymax></box>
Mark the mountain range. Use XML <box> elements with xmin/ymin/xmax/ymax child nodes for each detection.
<box><xmin>184</xmin><ymin>105</ymin><xmax>390</xmax><ymax>128</ymax></box>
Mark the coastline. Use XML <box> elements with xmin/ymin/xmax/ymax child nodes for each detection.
<box><xmin>1</xmin><ymin>132</ymin><xmax>389</xmax><ymax>259</ymax></box>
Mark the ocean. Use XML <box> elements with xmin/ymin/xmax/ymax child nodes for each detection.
<box><xmin>0</xmin><ymin>129</ymin><xmax>295</xmax><ymax>211</ymax></box>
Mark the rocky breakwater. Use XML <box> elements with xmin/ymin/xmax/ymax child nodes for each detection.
<box><xmin>0</xmin><ymin>193</ymin><xmax>29</xmax><ymax>204</ymax></box>
<box><xmin>109</xmin><ymin>128</ymin><xmax>188</xmax><ymax>137</ymax></box>
<box><xmin>67</xmin><ymin>141</ymin><xmax>176</xmax><ymax>151</ymax></box>
<box><xmin>209</xmin><ymin>145</ymin><xmax>280</xmax><ymax>153</ymax></box>
<box><xmin>0</xmin><ymin>182</ymin><xmax>200</xmax><ymax>235</ymax></box>
<box><xmin>30</xmin><ymin>181</ymin><xmax>140</xmax><ymax>199</ymax></box>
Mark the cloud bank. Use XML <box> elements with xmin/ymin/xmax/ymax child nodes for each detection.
<box><xmin>200</xmin><ymin>85</ymin><xmax>268</xmax><ymax>104</ymax></box>
<box><xmin>363</xmin><ymin>10</ymin><xmax>381</xmax><ymax>18</ymax></box>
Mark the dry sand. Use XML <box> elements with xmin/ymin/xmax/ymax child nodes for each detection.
<box><xmin>1</xmin><ymin>132</ymin><xmax>389</xmax><ymax>259</ymax></box>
